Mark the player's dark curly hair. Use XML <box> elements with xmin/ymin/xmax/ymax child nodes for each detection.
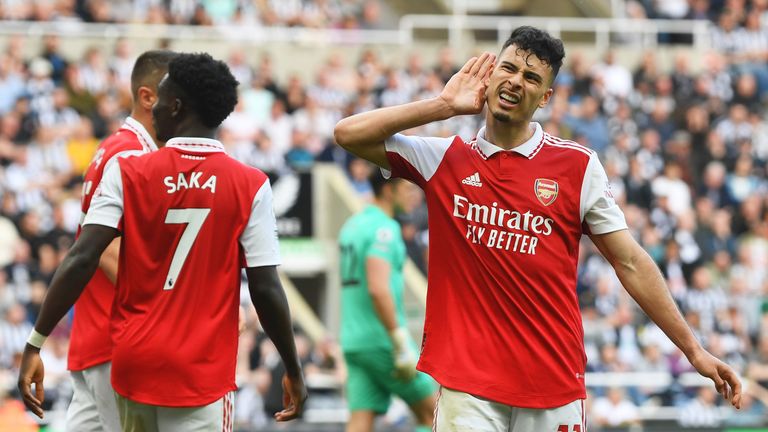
<box><xmin>167</xmin><ymin>52</ymin><xmax>239</xmax><ymax>128</ymax></box>
<box><xmin>501</xmin><ymin>26</ymin><xmax>565</xmax><ymax>82</ymax></box>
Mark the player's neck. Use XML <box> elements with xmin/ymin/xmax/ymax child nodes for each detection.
<box><xmin>373</xmin><ymin>199</ymin><xmax>394</xmax><ymax>217</ymax></box>
<box><xmin>176</xmin><ymin>117</ymin><xmax>217</xmax><ymax>140</ymax></box>
<box><xmin>129</xmin><ymin>108</ymin><xmax>164</xmax><ymax>146</ymax></box>
<box><xmin>484</xmin><ymin>116</ymin><xmax>534</xmax><ymax>151</ymax></box>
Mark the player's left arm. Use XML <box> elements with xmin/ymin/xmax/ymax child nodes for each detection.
<box><xmin>18</xmin><ymin>224</ymin><xmax>118</xmax><ymax>418</ymax></box>
<box><xmin>19</xmin><ymin>160</ymin><xmax>125</xmax><ymax>418</ymax></box>
<box><xmin>589</xmin><ymin>229</ymin><xmax>742</xmax><ymax>409</ymax></box>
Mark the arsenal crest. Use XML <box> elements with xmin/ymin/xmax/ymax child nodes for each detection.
<box><xmin>534</xmin><ymin>178</ymin><xmax>558</xmax><ymax>206</ymax></box>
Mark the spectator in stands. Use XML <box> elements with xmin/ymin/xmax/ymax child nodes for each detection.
<box><xmin>679</xmin><ymin>387</ymin><xmax>724</xmax><ymax>427</ymax></box>
<box><xmin>563</xmin><ymin>95</ymin><xmax>610</xmax><ymax>153</ymax></box>
<box><xmin>592</xmin><ymin>387</ymin><xmax>641</xmax><ymax>427</ymax></box>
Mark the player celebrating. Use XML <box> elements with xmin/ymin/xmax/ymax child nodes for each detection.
<box><xmin>68</xmin><ymin>49</ymin><xmax>175</xmax><ymax>432</ymax></box>
<box><xmin>334</xmin><ymin>26</ymin><xmax>741</xmax><ymax>431</ymax></box>
<box><xmin>18</xmin><ymin>52</ymin><xmax>307</xmax><ymax>430</ymax></box>
<box><xmin>339</xmin><ymin>171</ymin><xmax>435</xmax><ymax>432</ymax></box>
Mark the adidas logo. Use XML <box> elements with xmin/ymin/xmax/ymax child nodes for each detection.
<box><xmin>461</xmin><ymin>172</ymin><xmax>482</xmax><ymax>187</ymax></box>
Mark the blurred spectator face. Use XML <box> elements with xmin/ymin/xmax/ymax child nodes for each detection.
<box><xmin>734</xmin><ymin>155</ymin><xmax>753</xmax><ymax>176</ymax></box>
<box><xmin>655</xmin><ymin>76</ymin><xmax>673</xmax><ymax>95</ymax></box>
<box><xmin>0</xmin><ymin>113</ymin><xmax>20</xmax><ymax>139</ymax></box>
<box><xmin>730</xmin><ymin>104</ymin><xmax>748</xmax><ymax>123</ymax></box>
<box><xmin>32</xmin><ymin>0</ymin><xmax>56</xmax><ymax>21</ymax></box>
<box><xmin>607</xmin><ymin>387</ymin><xmax>625</xmax><ymax>405</ymax></box>
<box><xmin>600</xmin><ymin>343</ymin><xmax>618</xmax><ymax>364</ymax></box>
<box><xmin>6</xmin><ymin>303</ymin><xmax>26</xmax><ymax>324</ymax></box>
<box><xmin>580</xmin><ymin>96</ymin><xmax>599</xmax><ymax>119</ymax></box>
<box><xmin>42</xmin><ymin>34</ymin><xmax>60</xmax><ymax>54</ymax></box>
<box><xmin>698</xmin><ymin>387</ymin><xmax>716</xmax><ymax>404</ymax></box>
<box><xmin>52</xmin><ymin>87</ymin><xmax>69</xmax><ymax>109</ymax></box>
<box><xmin>73</xmin><ymin>117</ymin><xmax>94</xmax><ymax>140</ymax></box>
<box><xmin>641</xmin><ymin>129</ymin><xmax>660</xmax><ymax>151</ymax></box>
<box><xmin>114</xmin><ymin>39</ymin><xmax>131</xmax><ymax>58</ymax></box>
<box><xmin>712</xmin><ymin>210</ymin><xmax>732</xmax><ymax>237</ymax></box>
<box><xmin>718</xmin><ymin>10</ymin><xmax>737</xmax><ymax>31</ymax></box>
<box><xmin>643</xmin><ymin>344</ymin><xmax>661</xmax><ymax>362</ymax></box>
<box><xmin>703</xmin><ymin>162</ymin><xmax>726</xmax><ymax>188</ymax></box>
<box><xmin>713</xmin><ymin>250</ymin><xmax>731</xmax><ymax>271</ymax></box>
<box><xmin>348</xmin><ymin>158</ymin><xmax>371</xmax><ymax>182</ymax></box>
<box><xmin>691</xmin><ymin>267</ymin><xmax>712</xmax><ymax>291</ymax></box>
<box><xmin>745</xmin><ymin>10</ymin><xmax>761</xmax><ymax>30</ymax></box>
<box><xmin>663</xmin><ymin>161</ymin><xmax>682</xmax><ymax>180</ymax></box>
<box><xmin>685</xmin><ymin>312</ymin><xmax>702</xmax><ymax>332</ymax></box>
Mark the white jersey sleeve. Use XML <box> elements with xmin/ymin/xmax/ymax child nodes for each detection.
<box><xmin>382</xmin><ymin>133</ymin><xmax>454</xmax><ymax>184</ymax></box>
<box><xmin>580</xmin><ymin>152</ymin><xmax>627</xmax><ymax>235</ymax></box>
<box><xmin>240</xmin><ymin>180</ymin><xmax>282</xmax><ymax>267</ymax></box>
<box><xmin>83</xmin><ymin>161</ymin><xmax>124</xmax><ymax>229</ymax></box>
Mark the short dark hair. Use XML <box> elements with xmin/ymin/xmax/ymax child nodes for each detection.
<box><xmin>167</xmin><ymin>52</ymin><xmax>239</xmax><ymax>128</ymax></box>
<box><xmin>130</xmin><ymin>50</ymin><xmax>176</xmax><ymax>99</ymax></box>
<box><xmin>369</xmin><ymin>169</ymin><xmax>395</xmax><ymax>198</ymax></box>
<box><xmin>501</xmin><ymin>26</ymin><xmax>565</xmax><ymax>82</ymax></box>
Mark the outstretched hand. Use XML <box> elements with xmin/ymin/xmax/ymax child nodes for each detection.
<box><xmin>274</xmin><ymin>373</ymin><xmax>308</xmax><ymax>421</ymax></box>
<box><xmin>688</xmin><ymin>348</ymin><xmax>742</xmax><ymax>409</ymax></box>
<box><xmin>439</xmin><ymin>52</ymin><xmax>496</xmax><ymax>116</ymax></box>
<box><xmin>17</xmin><ymin>345</ymin><xmax>46</xmax><ymax>418</ymax></box>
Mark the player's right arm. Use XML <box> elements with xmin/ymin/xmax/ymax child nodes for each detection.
<box><xmin>98</xmin><ymin>238</ymin><xmax>120</xmax><ymax>284</ymax></box>
<box><xmin>246</xmin><ymin>265</ymin><xmax>307</xmax><ymax>421</ymax></box>
<box><xmin>334</xmin><ymin>52</ymin><xmax>496</xmax><ymax>168</ymax></box>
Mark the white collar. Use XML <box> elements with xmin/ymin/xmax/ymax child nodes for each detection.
<box><xmin>122</xmin><ymin>117</ymin><xmax>158</xmax><ymax>152</ymax></box>
<box><xmin>165</xmin><ymin>137</ymin><xmax>227</xmax><ymax>153</ymax></box>
<box><xmin>475</xmin><ymin>122</ymin><xmax>544</xmax><ymax>159</ymax></box>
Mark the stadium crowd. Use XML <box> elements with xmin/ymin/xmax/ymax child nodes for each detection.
<box><xmin>1</xmin><ymin>1</ymin><xmax>768</xmax><ymax>430</ymax></box>
<box><xmin>0</xmin><ymin>0</ymin><xmax>384</xmax><ymax>29</ymax></box>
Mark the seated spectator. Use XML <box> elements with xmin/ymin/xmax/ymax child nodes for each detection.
<box><xmin>592</xmin><ymin>387</ymin><xmax>641</xmax><ymax>427</ymax></box>
<box><xmin>678</xmin><ymin>387</ymin><xmax>723</xmax><ymax>427</ymax></box>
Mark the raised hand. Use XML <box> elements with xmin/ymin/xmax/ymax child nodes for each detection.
<box><xmin>18</xmin><ymin>345</ymin><xmax>46</xmax><ymax>418</ymax></box>
<box><xmin>439</xmin><ymin>52</ymin><xmax>497</xmax><ymax>116</ymax></box>
<box><xmin>688</xmin><ymin>348</ymin><xmax>742</xmax><ymax>409</ymax></box>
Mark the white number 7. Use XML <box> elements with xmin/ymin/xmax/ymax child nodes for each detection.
<box><xmin>163</xmin><ymin>208</ymin><xmax>210</xmax><ymax>290</ymax></box>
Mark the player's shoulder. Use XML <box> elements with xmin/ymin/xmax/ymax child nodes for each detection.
<box><xmin>221</xmin><ymin>154</ymin><xmax>270</xmax><ymax>184</ymax></box>
<box><xmin>540</xmin><ymin>132</ymin><xmax>595</xmax><ymax>160</ymax></box>
<box><xmin>100</xmin><ymin>128</ymin><xmax>144</xmax><ymax>153</ymax></box>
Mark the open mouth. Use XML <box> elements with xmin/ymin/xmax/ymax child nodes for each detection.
<box><xmin>499</xmin><ymin>91</ymin><xmax>521</xmax><ymax>107</ymax></box>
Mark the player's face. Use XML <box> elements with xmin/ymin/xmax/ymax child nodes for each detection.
<box><xmin>152</xmin><ymin>74</ymin><xmax>177</xmax><ymax>142</ymax></box>
<box><xmin>485</xmin><ymin>44</ymin><xmax>554</xmax><ymax>124</ymax></box>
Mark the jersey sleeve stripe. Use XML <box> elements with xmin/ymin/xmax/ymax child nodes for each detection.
<box><xmin>543</xmin><ymin>139</ymin><xmax>593</xmax><ymax>157</ymax></box>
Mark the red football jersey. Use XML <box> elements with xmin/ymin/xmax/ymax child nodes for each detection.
<box><xmin>69</xmin><ymin>117</ymin><xmax>157</xmax><ymax>372</ymax></box>
<box><xmin>384</xmin><ymin>123</ymin><xmax>626</xmax><ymax>409</ymax></box>
<box><xmin>84</xmin><ymin>137</ymin><xmax>280</xmax><ymax>407</ymax></box>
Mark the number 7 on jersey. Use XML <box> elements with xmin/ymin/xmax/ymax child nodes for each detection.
<box><xmin>164</xmin><ymin>208</ymin><xmax>211</xmax><ymax>290</ymax></box>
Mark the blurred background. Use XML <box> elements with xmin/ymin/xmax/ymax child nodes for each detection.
<box><xmin>0</xmin><ymin>0</ymin><xmax>767</xmax><ymax>431</ymax></box>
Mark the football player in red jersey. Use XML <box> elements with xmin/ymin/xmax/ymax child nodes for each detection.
<box><xmin>68</xmin><ymin>49</ymin><xmax>175</xmax><ymax>432</ymax></box>
<box><xmin>335</xmin><ymin>26</ymin><xmax>741</xmax><ymax>431</ymax></box>
<box><xmin>19</xmin><ymin>52</ymin><xmax>306</xmax><ymax>430</ymax></box>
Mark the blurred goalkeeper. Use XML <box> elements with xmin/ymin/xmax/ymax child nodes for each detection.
<box><xmin>338</xmin><ymin>170</ymin><xmax>436</xmax><ymax>432</ymax></box>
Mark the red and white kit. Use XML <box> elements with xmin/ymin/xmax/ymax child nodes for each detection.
<box><xmin>70</xmin><ymin>117</ymin><xmax>157</xmax><ymax>372</ymax></box>
<box><xmin>84</xmin><ymin>137</ymin><xmax>280</xmax><ymax>408</ymax></box>
<box><xmin>384</xmin><ymin>122</ymin><xmax>626</xmax><ymax>410</ymax></box>
<box><xmin>68</xmin><ymin>117</ymin><xmax>157</xmax><ymax>432</ymax></box>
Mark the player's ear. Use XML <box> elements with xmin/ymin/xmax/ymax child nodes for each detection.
<box><xmin>171</xmin><ymin>98</ymin><xmax>183</xmax><ymax>118</ymax></box>
<box><xmin>137</xmin><ymin>86</ymin><xmax>156</xmax><ymax>110</ymax></box>
<box><xmin>538</xmin><ymin>88</ymin><xmax>554</xmax><ymax>108</ymax></box>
